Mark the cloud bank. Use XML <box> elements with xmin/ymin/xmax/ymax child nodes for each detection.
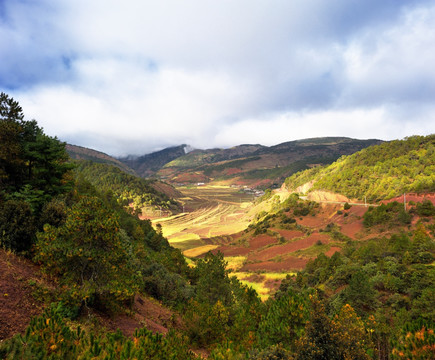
<box><xmin>1</xmin><ymin>0</ymin><xmax>434</xmax><ymax>155</ymax></box>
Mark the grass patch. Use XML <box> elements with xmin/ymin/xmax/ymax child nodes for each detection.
<box><xmin>263</xmin><ymin>272</ymin><xmax>296</xmax><ymax>280</ymax></box>
<box><xmin>225</xmin><ymin>256</ymin><xmax>246</xmax><ymax>271</ymax></box>
<box><xmin>183</xmin><ymin>245</ymin><xmax>219</xmax><ymax>258</ymax></box>
<box><xmin>169</xmin><ymin>239</ymin><xmax>206</xmax><ymax>251</ymax></box>
<box><xmin>231</xmin><ymin>271</ymin><xmax>294</xmax><ymax>301</ymax></box>
<box><xmin>167</xmin><ymin>233</ymin><xmax>201</xmax><ymax>243</ymax></box>
<box><xmin>234</xmin><ymin>277</ymin><xmax>269</xmax><ymax>301</ymax></box>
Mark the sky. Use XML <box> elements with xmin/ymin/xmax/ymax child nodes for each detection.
<box><xmin>1</xmin><ymin>0</ymin><xmax>434</xmax><ymax>156</ymax></box>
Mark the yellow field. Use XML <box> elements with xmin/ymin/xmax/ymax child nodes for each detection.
<box><xmin>232</xmin><ymin>271</ymin><xmax>296</xmax><ymax>300</ymax></box>
<box><xmin>153</xmin><ymin>185</ymin><xmax>254</xmax><ymax>251</ymax></box>
<box><xmin>183</xmin><ymin>245</ymin><xmax>219</xmax><ymax>257</ymax></box>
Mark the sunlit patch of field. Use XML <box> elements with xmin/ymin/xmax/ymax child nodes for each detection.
<box><xmin>171</xmin><ymin>239</ymin><xmax>206</xmax><ymax>252</ymax></box>
<box><xmin>166</xmin><ymin>233</ymin><xmax>201</xmax><ymax>242</ymax></box>
<box><xmin>231</xmin><ymin>271</ymin><xmax>296</xmax><ymax>300</ymax></box>
<box><xmin>153</xmin><ymin>185</ymin><xmax>255</xmax><ymax>251</ymax></box>
<box><xmin>183</xmin><ymin>245</ymin><xmax>219</xmax><ymax>257</ymax></box>
<box><xmin>224</xmin><ymin>256</ymin><xmax>246</xmax><ymax>271</ymax></box>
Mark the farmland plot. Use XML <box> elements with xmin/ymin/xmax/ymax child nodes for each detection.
<box><xmin>152</xmin><ymin>186</ymin><xmax>254</xmax><ymax>251</ymax></box>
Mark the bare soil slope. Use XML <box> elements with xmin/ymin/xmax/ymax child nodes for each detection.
<box><xmin>0</xmin><ymin>250</ymin><xmax>46</xmax><ymax>340</ymax></box>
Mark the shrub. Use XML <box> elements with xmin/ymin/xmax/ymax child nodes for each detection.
<box><xmin>0</xmin><ymin>199</ymin><xmax>35</xmax><ymax>252</ymax></box>
<box><xmin>34</xmin><ymin>196</ymin><xmax>138</xmax><ymax>309</ymax></box>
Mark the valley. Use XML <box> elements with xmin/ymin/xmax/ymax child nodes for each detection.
<box><xmin>1</xmin><ymin>93</ymin><xmax>434</xmax><ymax>360</ymax></box>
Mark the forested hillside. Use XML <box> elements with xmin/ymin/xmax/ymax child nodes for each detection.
<box><xmin>73</xmin><ymin>160</ymin><xmax>180</xmax><ymax>214</ymax></box>
<box><xmin>66</xmin><ymin>144</ymin><xmax>136</xmax><ymax>175</ymax></box>
<box><xmin>285</xmin><ymin>135</ymin><xmax>435</xmax><ymax>201</ymax></box>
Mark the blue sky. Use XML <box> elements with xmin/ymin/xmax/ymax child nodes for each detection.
<box><xmin>1</xmin><ymin>0</ymin><xmax>434</xmax><ymax>156</ymax></box>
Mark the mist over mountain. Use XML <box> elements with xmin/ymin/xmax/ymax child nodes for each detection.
<box><xmin>119</xmin><ymin>144</ymin><xmax>191</xmax><ymax>178</ymax></box>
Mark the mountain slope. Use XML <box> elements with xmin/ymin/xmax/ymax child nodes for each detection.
<box><xmin>74</xmin><ymin>160</ymin><xmax>181</xmax><ymax>214</ymax></box>
<box><xmin>156</xmin><ymin>137</ymin><xmax>382</xmax><ymax>188</ymax></box>
<box><xmin>119</xmin><ymin>144</ymin><xmax>191</xmax><ymax>178</ymax></box>
<box><xmin>66</xmin><ymin>144</ymin><xmax>136</xmax><ymax>175</ymax></box>
<box><xmin>285</xmin><ymin>134</ymin><xmax>435</xmax><ymax>201</ymax></box>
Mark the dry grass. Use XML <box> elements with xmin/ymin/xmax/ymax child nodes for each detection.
<box><xmin>231</xmin><ymin>271</ymin><xmax>296</xmax><ymax>301</ymax></box>
<box><xmin>183</xmin><ymin>245</ymin><xmax>219</xmax><ymax>258</ymax></box>
<box><xmin>225</xmin><ymin>256</ymin><xmax>246</xmax><ymax>271</ymax></box>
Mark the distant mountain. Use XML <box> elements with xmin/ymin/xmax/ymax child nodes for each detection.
<box><xmin>119</xmin><ymin>144</ymin><xmax>190</xmax><ymax>178</ymax></box>
<box><xmin>66</xmin><ymin>144</ymin><xmax>136</xmax><ymax>175</ymax></box>
<box><xmin>152</xmin><ymin>137</ymin><xmax>383</xmax><ymax>188</ymax></box>
<box><xmin>284</xmin><ymin>134</ymin><xmax>435</xmax><ymax>200</ymax></box>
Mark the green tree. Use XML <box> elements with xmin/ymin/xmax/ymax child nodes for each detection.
<box><xmin>35</xmin><ymin>196</ymin><xmax>138</xmax><ymax>307</ymax></box>
<box><xmin>0</xmin><ymin>92</ymin><xmax>72</xmax><ymax>204</ymax></box>
<box><xmin>193</xmin><ymin>251</ymin><xmax>233</xmax><ymax>306</ymax></box>
<box><xmin>257</xmin><ymin>290</ymin><xmax>308</xmax><ymax>350</ymax></box>
<box><xmin>0</xmin><ymin>199</ymin><xmax>35</xmax><ymax>252</ymax></box>
<box><xmin>296</xmin><ymin>296</ymin><xmax>342</xmax><ymax>360</ymax></box>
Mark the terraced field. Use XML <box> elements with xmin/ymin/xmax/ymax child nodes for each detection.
<box><xmin>152</xmin><ymin>186</ymin><xmax>255</xmax><ymax>252</ymax></box>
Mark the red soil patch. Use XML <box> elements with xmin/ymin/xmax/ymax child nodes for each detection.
<box><xmin>214</xmin><ymin>234</ymin><xmax>278</xmax><ymax>257</ymax></box>
<box><xmin>347</xmin><ymin>206</ymin><xmax>369</xmax><ymax>217</ymax></box>
<box><xmin>248</xmin><ymin>233</ymin><xmax>329</xmax><ymax>262</ymax></box>
<box><xmin>297</xmin><ymin>215</ymin><xmax>327</xmax><ymax>228</ymax></box>
<box><xmin>99</xmin><ymin>295</ymin><xmax>179</xmax><ymax>337</ymax></box>
<box><xmin>325</xmin><ymin>247</ymin><xmax>342</xmax><ymax>257</ymax></box>
<box><xmin>270</xmin><ymin>229</ymin><xmax>305</xmax><ymax>240</ymax></box>
<box><xmin>0</xmin><ymin>250</ymin><xmax>47</xmax><ymax>340</ymax></box>
<box><xmin>173</xmin><ymin>172</ymin><xmax>209</xmax><ymax>183</ymax></box>
<box><xmin>241</xmin><ymin>257</ymin><xmax>309</xmax><ymax>272</ymax></box>
<box><xmin>340</xmin><ymin>221</ymin><xmax>364</xmax><ymax>239</ymax></box>
<box><xmin>383</xmin><ymin>192</ymin><xmax>435</xmax><ymax>205</ymax></box>
<box><xmin>213</xmin><ymin>246</ymin><xmax>252</xmax><ymax>257</ymax></box>
<box><xmin>249</xmin><ymin>234</ymin><xmax>278</xmax><ymax>250</ymax></box>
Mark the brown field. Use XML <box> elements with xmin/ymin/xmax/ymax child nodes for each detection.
<box><xmin>241</xmin><ymin>257</ymin><xmax>309</xmax><ymax>272</ymax></box>
<box><xmin>247</xmin><ymin>232</ymin><xmax>330</xmax><ymax>262</ymax></box>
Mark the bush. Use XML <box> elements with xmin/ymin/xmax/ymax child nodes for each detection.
<box><xmin>34</xmin><ymin>196</ymin><xmax>138</xmax><ymax>309</ymax></box>
<box><xmin>363</xmin><ymin>202</ymin><xmax>412</xmax><ymax>228</ymax></box>
<box><xmin>0</xmin><ymin>199</ymin><xmax>35</xmax><ymax>252</ymax></box>
<box><xmin>415</xmin><ymin>200</ymin><xmax>435</xmax><ymax>217</ymax></box>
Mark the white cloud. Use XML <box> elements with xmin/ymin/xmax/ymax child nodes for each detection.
<box><xmin>4</xmin><ymin>0</ymin><xmax>435</xmax><ymax>155</ymax></box>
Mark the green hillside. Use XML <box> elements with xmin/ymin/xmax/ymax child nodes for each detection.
<box><xmin>66</xmin><ymin>144</ymin><xmax>136</xmax><ymax>175</ymax></box>
<box><xmin>285</xmin><ymin>135</ymin><xmax>435</xmax><ymax>200</ymax></box>
<box><xmin>73</xmin><ymin>160</ymin><xmax>180</xmax><ymax>213</ymax></box>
